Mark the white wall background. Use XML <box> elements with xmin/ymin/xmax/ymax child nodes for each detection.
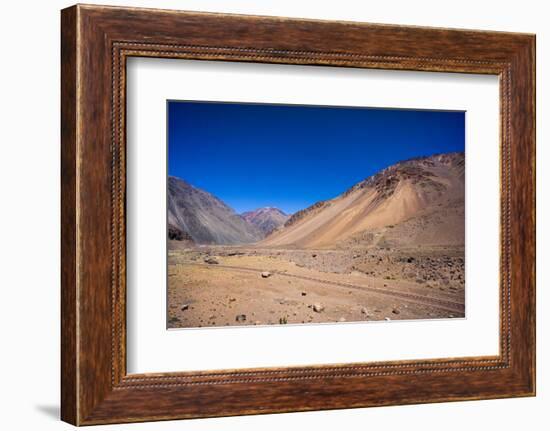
<box><xmin>0</xmin><ymin>1</ymin><xmax>546</xmax><ymax>429</ymax></box>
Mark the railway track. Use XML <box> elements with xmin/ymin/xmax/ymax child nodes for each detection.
<box><xmin>181</xmin><ymin>262</ymin><xmax>465</xmax><ymax>314</ymax></box>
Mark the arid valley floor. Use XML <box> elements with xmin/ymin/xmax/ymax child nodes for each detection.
<box><xmin>167</xmin><ymin>244</ymin><xmax>465</xmax><ymax>328</ymax></box>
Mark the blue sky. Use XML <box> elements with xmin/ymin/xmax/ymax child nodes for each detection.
<box><xmin>168</xmin><ymin>101</ymin><xmax>464</xmax><ymax>214</ymax></box>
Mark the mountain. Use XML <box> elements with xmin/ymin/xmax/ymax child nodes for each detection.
<box><xmin>168</xmin><ymin>177</ymin><xmax>263</xmax><ymax>245</ymax></box>
<box><xmin>261</xmin><ymin>152</ymin><xmax>465</xmax><ymax>249</ymax></box>
<box><xmin>241</xmin><ymin>207</ymin><xmax>290</xmax><ymax>236</ymax></box>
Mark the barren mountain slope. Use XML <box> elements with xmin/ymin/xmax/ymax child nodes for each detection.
<box><xmin>168</xmin><ymin>176</ymin><xmax>262</xmax><ymax>245</ymax></box>
<box><xmin>261</xmin><ymin>152</ymin><xmax>464</xmax><ymax>249</ymax></box>
<box><xmin>241</xmin><ymin>207</ymin><xmax>289</xmax><ymax>235</ymax></box>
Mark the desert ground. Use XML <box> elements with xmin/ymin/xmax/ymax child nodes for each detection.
<box><xmin>167</xmin><ymin>243</ymin><xmax>465</xmax><ymax>329</ymax></box>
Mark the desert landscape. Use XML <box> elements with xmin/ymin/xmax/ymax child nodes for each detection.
<box><xmin>167</xmin><ymin>152</ymin><xmax>466</xmax><ymax>328</ymax></box>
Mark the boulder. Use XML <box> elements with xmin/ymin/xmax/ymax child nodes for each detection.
<box><xmin>204</xmin><ymin>256</ymin><xmax>219</xmax><ymax>264</ymax></box>
<box><xmin>312</xmin><ymin>303</ymin><xmax>325</xmax><ymax>313</ymax></box>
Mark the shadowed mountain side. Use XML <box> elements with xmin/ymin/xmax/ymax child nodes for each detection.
<box><xmin>241</xmin><ymin>207</ymin><xmax>289</xmax><ymax>235</ymax></box>
<box><xmin>168</xmin><ymin>177</ymin><xmax>263</xmax><ymax>245</ymax></box>
<box><xmin>261</xmin><ymin>152</ymin><xmax>465</xmax><ymax>249</ymax></box>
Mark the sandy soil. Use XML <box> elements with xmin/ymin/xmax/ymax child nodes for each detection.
<box><xmin>167</xmin><ymin>244</ymin><xmax>465</xmax><ymax>329</ymax></box>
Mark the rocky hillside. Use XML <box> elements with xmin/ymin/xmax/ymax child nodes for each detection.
<box><xmin>241</xmin><ymin>207</ymin><xmax>289</xmax><ymax>235</ymax></box>
<box><xmin>168</xmin><ymin>177</ymin><xmax>263</xmax><ymax>245</ymax></box>
<box><xmin>262</xmin><ymin>152</ymin><xmax>465</xmax><ymax>249</ymax></box>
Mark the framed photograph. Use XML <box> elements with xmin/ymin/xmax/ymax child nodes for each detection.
<box><xmin>61</xmin><ymin>4</ymin><xmax>535</xmax><ymax>425</ymax></box>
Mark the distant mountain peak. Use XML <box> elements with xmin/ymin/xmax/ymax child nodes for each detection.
<box><xmin>241</xmin><ymin>207</ymin><xmax>290</xmax><ymax>236</ymax></box>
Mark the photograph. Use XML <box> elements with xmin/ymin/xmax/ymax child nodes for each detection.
<box><xmin>166</xmin><ymin>101</ymin><xmax>466</xmax><ymax>328</ymax></box>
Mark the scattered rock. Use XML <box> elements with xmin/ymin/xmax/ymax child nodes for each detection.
<box><xmin>312</xmin><ymin>303</ymin><xmax>325</xmax><ymax>313</ymax></box>
<box><xmin>261</xmin><ymin>271</ymin><xmax>271</xmax><ymax>278</ymax></box>
<box><xmin>229</xmin><ymin>297</ymin><xmax>236</xmax><ymax>302</ymax></box>
<box><xmin>301</xmin><ymin>291</ymin><xmax>307</xmax><ymax>296</ymax></box>
<box><xmin>235</xmin><ymin>314</ymin><xmax>247</xmax><ymax>322</ymax></box>
<box><xmin>168</xmin><ymin>224</ymin><xmax>192</xmax><ymax>241</ymax></box>
<box><xmin>204</xmin><ymin>256</ymin><xmax>219</xmax><ymax>264</ymax></box>
<box><xmin>392</xmin><ymin>308</ymin><xmax>400</xmax><ymax>315</ymax></box>
<box><xmin>181</xmin><ymin>303</ymin><xmax>190</xmax><ymax>311</ymax></box>
<box><xmin>338</xmin><ymin>317</ymin><xmax>347</xmax><ymax>322</ymax></box>
<box><xmin>312</xmin><ymin>253</ymin><xmax>317</xmax><ymax>258</ymax></box>
<box><xmin>384</xmin><ymin>317</ymin><xmax>391</xmax><ymax>321</ymax></box>
<box><xmin>361</xmin><ymin>307</ymin><xmax>369</xmax><ymax>315</ymax></box>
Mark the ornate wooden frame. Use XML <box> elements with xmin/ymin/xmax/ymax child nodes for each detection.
<box><xmin>61</xmin><ymin>4</ymin><xmax>536</xmax><ymax>425</ymax></box>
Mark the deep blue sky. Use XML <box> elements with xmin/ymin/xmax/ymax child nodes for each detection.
<box><xmin>168</xmin><ymin>101</ymin><xmax>464</xmax><ymax>214</ymax></box>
